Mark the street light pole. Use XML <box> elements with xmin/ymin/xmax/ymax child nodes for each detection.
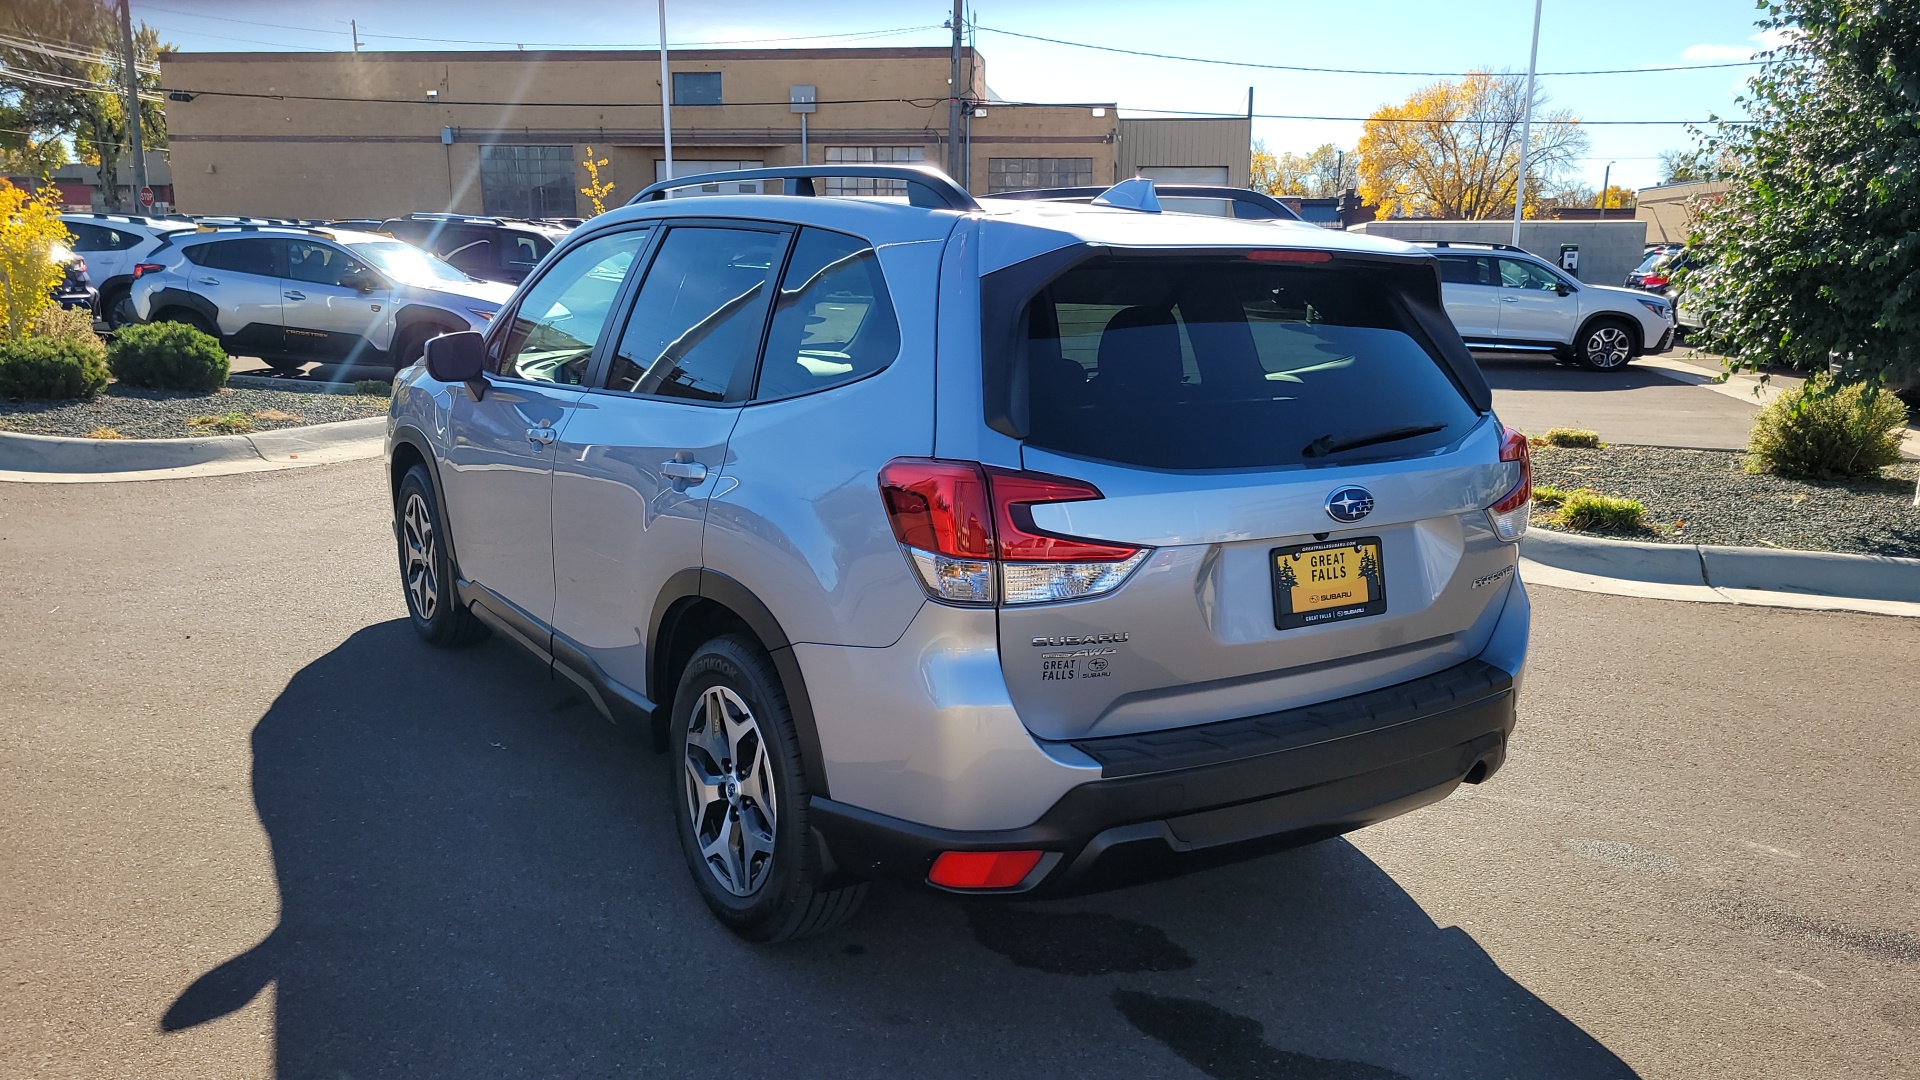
<box><xmin>1598</xmin><ymin>160</ymin><xmax>1614</xmax><ymax>219</ymax></box>
<box><xmin>657</xmin><ymin>0</ymin><xmax>674</xmax><ymax>187</ymax></box>
<box><xmin>1511</xmin><ymin>0</ymin><xmax>1542</xmax><ymax>247</ymax></box>
<box><xmin>947</xmin><ymin>0</ymin><xmax>963</xmax><ymax>182</ymax></box>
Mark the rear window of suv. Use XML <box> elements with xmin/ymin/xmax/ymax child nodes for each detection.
<box><xmin>1021</xmin><ymin>257</ymin><xmax>1479</xmax><ymax>470</ymax></box>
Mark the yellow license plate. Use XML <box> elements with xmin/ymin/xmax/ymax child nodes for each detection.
<box><xmin>1272</xmin><ymin>537</ymin><xmax>1387</xmax><ymax>630</ymax></box>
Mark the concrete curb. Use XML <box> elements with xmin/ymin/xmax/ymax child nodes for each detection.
<box><xmin>0</xmin><ymin>416</ymin><xmax>385</xmax><ymax>483</ymax></box>
<box><xmin>1521</xmin><ymin>527</ymin><xmax>1920</xmax><ymax>608</ymax></box>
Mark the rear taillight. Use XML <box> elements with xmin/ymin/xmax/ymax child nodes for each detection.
<box><xmin>132</xmin><ymin>262</ymin><xmax>165</xmax><ymax>279</ymax></box>
<box><xmin>1641</xmin><ymin>272</ymin><xmax>1669</xmax><ymax>288</ymax></box>
<box><xmin>1487</xmin><ymin>425</ymin><xmax>1531</xmax><ymax>543</ymax></box>
<box><xmin>878</xmin><ymin>458</ymin><xmax>1149</xmax><ymax>606</ymax></box>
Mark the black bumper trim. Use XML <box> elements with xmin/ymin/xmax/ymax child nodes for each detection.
<box><xmin>1065</xmin><ymin>659</ymin><xmax>1511</xmax><ymax>778</ymax></box>
<box><xmin>810</xmin><ymin>658</ymin><xmax>1517</xmax><ymax>898</ymax></box>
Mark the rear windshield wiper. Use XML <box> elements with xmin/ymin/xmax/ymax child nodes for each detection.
<box><xmin>1302</xmin><ymin>422</ymin><xmax>1447</xmax><ymax>459</ymax></box>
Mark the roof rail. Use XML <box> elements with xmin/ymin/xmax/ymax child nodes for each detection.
<box><xmin>195</xmin><ymin>223</ymin><xmax>337</xmax><ymax>239</ymax></box>
<box><xmin>1422</xmin><ymin>240</ymin><xmax>1532</xmax><ymax>254</ymax></box>
<box><xmin>987</xmin><ymin>183</ymin><xmax>1304</xmax><ymax>222</ymax></box>
<box><xmin>402</xmin><ymin>211</ymin><xmax>510</xmax><ymax>225</ymax></box>
<box><xmin>628</xmin><ymin>164</ymin><xmax>979</xmax><ymax>212</ymax></box>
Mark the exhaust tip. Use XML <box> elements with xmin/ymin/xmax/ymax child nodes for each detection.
<box><xmin>1463</xmin><ymin>760</ymin><xmax>1491</xmax><ymax>785</ymax></box>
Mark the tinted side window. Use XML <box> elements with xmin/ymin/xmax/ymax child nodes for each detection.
<box><xmin>494</xmin><ymin>229</ymin><xmax>651</xmax><ymax>385</ymax></box>
<box><xmin>1437</xmin><ymin>255</ymin><xmax>1493</xmax><ymax>286</ymax></box>
<box><xmin>604</xmin><ymin>227</ymin><xmax>781</xmax><ymax>403</ymax></box>
<box><xmin>755</xmin><ymin>228</ymin><xmax>899</xmax><ymax>401</ymax></box>
<box><xmin>66</xmin><ymin>223</ymin><xmax>109</xmax><ymax>251</ymax></box>
<box><xmin>1499</xmin><ymin>258</ymin><xmax>1563</xmax><ymax>291</ymax></box>
<box><xmin>191</xmin><ymin>238</ymin><xmax>281</xmax><ymax>276</ymax></box>
<box><xmin>286</xmin><ymin>240</ymin><xmax>368</xmax><ymax>287</ymax></box>
<box><xmin>504</xmin><ymin>234</ymin><xmax>547</xmax><ymax>269</ymax></box>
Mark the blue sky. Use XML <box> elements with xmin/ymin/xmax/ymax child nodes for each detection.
<box><xmin>138</xmin><ymin>0</ymin><xmax>1779</xmax><ymax>191</ymax></box>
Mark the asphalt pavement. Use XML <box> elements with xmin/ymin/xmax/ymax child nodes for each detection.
<box><xmin>2</xmin><ymin>460</ymin><xmax>1917</xmax><ymax>1080</ymax></box>
<box><xmin>1480</xmin><ymin>353</ymin><xmax>1763</xmax><ymax>451</ymax></box>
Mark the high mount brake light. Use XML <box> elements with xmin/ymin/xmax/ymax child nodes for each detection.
<box><xmin>878</xmin><ymin>458</ymin><xmax>1149</xmax><ymax>605</ymax></box>
<box><xmin>1245</xmin><ymin>249</ymin><xmax>1332</xmax><ymax>263</ymax></box>
<box><xmin>1487</xmin><ymin>425</ymin><xmax>1531</xmax><ymax>543</ymax></box>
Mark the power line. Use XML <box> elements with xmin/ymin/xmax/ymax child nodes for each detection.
<box><xmin>137</xmin><ymin>6</ymin><xmax>939</xmax><ymax>50</ymax></box>
<box><xmin>974</xmin><ymin>23</ymin><xmax>1776</xmax><ymax>77</ymax></box>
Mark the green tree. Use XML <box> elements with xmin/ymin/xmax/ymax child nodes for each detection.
<box><xmin>1690</xmin><ymin>0</ymin><xmax>1920</xmax><ymax>380</ymax></box>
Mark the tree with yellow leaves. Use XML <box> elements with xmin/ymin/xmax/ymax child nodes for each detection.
<box><xmin>1357</xmin><ymin>71</ymin><xmax>1588</xmax><ymax>220</ymax></box>
<box><xmin>0</xmin><ymin>179</ymin><xmax>74</xmax><ymax>340</ymax></box>
<box><xmin>580</xmin><ymin>147</ymin><xmax>617</xmax><ymax>217</ymax></box>
<box><xmin>1250</xmin><ymin>141</ymin><xmax>1355</xmax><ymax>199</ymax></box>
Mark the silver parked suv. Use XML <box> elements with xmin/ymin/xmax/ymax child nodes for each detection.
<box><xmin>386</xmin><ymin>167</ymin><xmax>1532</xmax><ymax>941</ymax></box>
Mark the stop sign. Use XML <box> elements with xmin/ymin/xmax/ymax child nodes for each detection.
<box><xmin>138</xmin><ymin>186</ymin><xmax>154</xmax><ymax>209</ymax></box>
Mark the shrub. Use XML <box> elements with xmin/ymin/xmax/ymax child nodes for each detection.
<box><xmin>1556</xmin><ymin>491</ymin><xmax>1646</xmax><ymax>532</ymax></box>
<box><xmin>0</xmin><ymin>334</ymin><xmax>109</xmax><ymax>400</ymax></box>
<box><xmin>0</xmin><ymin>180</ymin><xmax>71</xmax><ymax>340</ymax></box>
<box><xmin>1541</xmin><ymin>427</ymin><xmax>1602</xmax><ymax>448</ymax></box>
<box><xmin>31</xmin><ymin>304</ymin><xmax>101</xmax><ymax>346</ymax></box>
<box><xmin>85</xmin><ymin>426</ymin><xmax>125</xmax><ymax>439</ymax></box>
<box><xmin>1745</xmin><ymin>372</ymin><xmax>1907</xmax><ymax>480</ymax></box>
<box><xmin>188</xmin><ymin>411</ymin><xmax>255</xmax><ymax>435</ymax></box>
<box><xmin>351</xmin><ymin>378</ymin><xmax>392</xmax><ymax>397</ymax></box>
<box><xmin>107</xmin><ymin>321</ymin><xmax>229</xmax><ymax>392</ymax></box>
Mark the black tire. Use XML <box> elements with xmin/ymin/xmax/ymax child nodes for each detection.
<box><xmin>1575</xmin><ymin>317</ymin><xmax>1638</xmax><ymax>371</ymax></box>
<box><xmin>158</xmin><ymin>307</ymin><xmax>218</xmax><ymax>339</ymax></box>
<box><xmin>261</xmin><ymin>358</ymin><xmax>305</xmax><ymax>373</ymax></box>
<box><xmin>670</xmin><ymin>634</ymin><xmax>866</xmax><ymax>943</ymax></box>
<box><xmin>395</xmin><ymin>464</ymin><xmax>488</xmax><ymax>647</ymax></box>
<box><xmin>393</xmin><ymin>324</ymin><xmax>450</xmax><ymax>371</ymax></box>
<box><xmin>100</xmin><ymin>285</ymin><xmax>135</xmax><ymax>331</ymax></box>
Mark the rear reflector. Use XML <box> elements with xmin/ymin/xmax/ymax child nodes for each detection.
<box><xmin>928</xmin><ymin>850</ymin><xmax>1045</xmax><ymax>890</ymax></box>
<box><xmin>1245</xmin><ymin>249</ymin><xmax>1332</xmax><ymax>263</ymax></box>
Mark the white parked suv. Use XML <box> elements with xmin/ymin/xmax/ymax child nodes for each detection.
<box><xmin>129</xmin><ymin>225</ymin><xmax>514</xmax><ymax>371</ymax></box>
<box><xmin>60</xmin><ymin>213</ymin><xmax>197</xmax><ymax>329</ymax></box>
<box><xmin>1421</xmin><ymin>241</ymin><xmax>1675</xmax><ymax>370</ymax></box>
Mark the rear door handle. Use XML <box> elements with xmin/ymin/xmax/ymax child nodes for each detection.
<box><xmin>525</xmin><ymin>427</ymin><xmax>557</xmax><ymax>446</ymax></box>
<box><xmin>284</xmin><ymin>290</ymin><xmax>306</xmax><ymax>301</ymax></box>
<box><xmin>1500</xmin><ymin>296</ymin><xmax>1519</xmax><ymax>302</ymax></box>
<box><xmin>660</xmin><ymin>460</ymin><xmax>707</xmax><ymax>482</ymax></box>
<box><xmin>197</xmin><ymin>277</ymin><xmax>219</xmax><ymax>285</ymax></box>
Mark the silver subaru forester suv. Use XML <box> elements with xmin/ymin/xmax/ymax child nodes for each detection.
<box><xmin>386</xmin><ymin>166</ymin><xmax>1532</xmax><ymax>942</ymax></box>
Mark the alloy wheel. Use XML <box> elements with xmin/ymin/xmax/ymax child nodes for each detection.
<box><xmin>1587</xmin><ymin>325</ymin><xmax>1632</xmax><ymax>368</ymax></box>
<box><xmin>683</xmin><ymin>685</ymin><xmax>779</xmax><ymax>897</ymax></box>
<box><xmin>401</xmin><ymin>492</ymin><xmax>439</xmax><ymax>620</ymax></box>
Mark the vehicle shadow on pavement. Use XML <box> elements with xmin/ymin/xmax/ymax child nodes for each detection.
<box><xmin>1477</xmin><ymin>356</ymin><xmax>1687</xmax><ymax>394</ymax></box>
<box><xmin>162</xmin><ymin>621</ymin><xmax>1640</xmax><ymax>1080</ymax></box>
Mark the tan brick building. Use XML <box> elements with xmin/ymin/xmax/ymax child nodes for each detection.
<box><xmin>159</xmin><ymin>47</ymin><xmax>1149</xmax><ymax>219</ymax></box>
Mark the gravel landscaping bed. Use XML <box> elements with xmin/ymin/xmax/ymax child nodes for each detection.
<box><xmin>1531</xmin><ymin>444</ymin><xmax>1920</xmax><ymax>558</ymax></box>
<box><xmin>0</xmin><ymin>384</ymin><xmax>387</xmax><ymax>440</ymax></box>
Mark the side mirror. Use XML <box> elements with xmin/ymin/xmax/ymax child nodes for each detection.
<box><xmin>424</xmin><ymin>329</ymin><xmax>486</xmax><ymax>386</ymax></box>
<box><xmin>1556</xmin><ymin>283</ymin><xmax>1572</xmax><ymax>297</ymax></box>
<box><xmin>341</xmin><ymin>271</ymin><xmax>377</xmax><ymax>294</ymax></box>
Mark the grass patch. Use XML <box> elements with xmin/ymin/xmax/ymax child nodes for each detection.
<box><xmin>251</xmin><ymin>408</ymin><xmax>302</xmax><ymax>423</ymax></box>
<box><xmin>1537</xmin><ymin>427</ymin><xmax>1603</xmax><ymax>448</ymax></box>
<box><xmin>352</xmin><ymin>379</ymin><xmax>393</xmax><ymax>397</ymax></box>
<box><xmin>1530</xmin><ymin>483</ymin><xmax>1573</xmax><ymax>507</ymax></box>
<box><xmin>187</xmin><ymin>411</ymin><xmax>256</xmax><ymax>435</ymax></box>
<box><xmin>1556</xmin><ymin>490</ymin><xmax>1647</xmax><ymax>531</ymax></box>
<box><xmin>84</xmin><ymin>426</ymin><xmax>126</xmax><ymax>439</ymax></box>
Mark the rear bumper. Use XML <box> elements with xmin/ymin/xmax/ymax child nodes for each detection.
<box><xmin>811</xmin><ymin>657</ymin><xmax>1516</xmax><ymax>898</ymax></box>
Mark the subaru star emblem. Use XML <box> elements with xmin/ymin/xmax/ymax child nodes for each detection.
<box><xmin>1325</xmin><ymin>486</ymin><xmax>1375</xmax><ymax>523</ymax></box>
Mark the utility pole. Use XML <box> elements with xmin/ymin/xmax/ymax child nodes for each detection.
<box><xmin>657</xmin><ymin>0</ymin><xmax>674</xmax><ymax>185</ymax></box>
<box><xmin>1511</xmin><ymin>0</ymin><xmax>1542</xmax><ymax>246</ymax></box>
<box><xmin>1597</xmin><ymin>160</ymin><xmax>1614</xmax><ymax>219</ymax></box>
<box><xmin>351</xmin><ymin>19</ymin><xmax>361</xmax><ymax>53</ymax></box>
<box><xmin>947</xmin><ymin>0</ymin><xmax>963</xmax><ymax>183</ymax></box>
<box><xmin>118</xmin><ymin>0</ymin><xmax>146</xmax><ymax>213</ymax></box>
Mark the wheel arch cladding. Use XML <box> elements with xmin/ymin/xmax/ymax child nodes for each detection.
<box><xmin>387</xmin><ymin>431</ymin><xmax>460</xmax><ymax>569</ymax></box>
<box><xmin>648</xmin><ymin>569</ymin><xmax>830</xmax><ymax>798</ymax></box>
<box><xmin>1580</xmin><ymin>312</ymin><xmax>1643</xmax><ymax>353</ymax></box>
<box><xmin>149</xmin><ymin>287</ymin><xmax>220</xmax><ymax>327</ymax></box>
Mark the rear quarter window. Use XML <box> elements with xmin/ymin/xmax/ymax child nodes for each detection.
<box><xmin>1022</xmin><ymin>257</ymin><xmax>1480</xmax><ymax>470</ymax></box>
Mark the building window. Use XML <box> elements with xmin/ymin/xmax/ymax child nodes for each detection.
<box><xmin>479</xmin><ymin>145</ymin><xmax>578</xmax><ymax>218</ymax></box>
<box><xmin>672</xmin><ymin>71</ymin><xmax>722</xmax><ymax>105</ymax></box>
<box><xmin>988</xmin><ymin>157</ymin><xmax>1094</xmax><ymax>193</ymax></box>
<box><xmin>822</xmin><ymin>146</ymin><xmax>926</xmax><ymax>195</ymax></box>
